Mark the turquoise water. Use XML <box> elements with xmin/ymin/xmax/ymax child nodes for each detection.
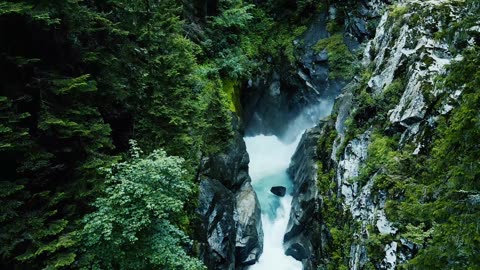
<box><xmin>245</xmin><ymin>99</ymin><xmax>335</xmax><ymax>270</ymax></box>
<box><xmin>252</xmin><ymin>171</ymin><xmax>293</xmax><ymax>220</ymax></box>
<box><xmin>245</xmin><ymin>135</ymin><xmax>303</xmax><ymax>270</ymax></box>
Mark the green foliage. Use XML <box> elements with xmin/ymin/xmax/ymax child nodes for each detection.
<box><xmin>214</xmin><ymin>48</ymin><xmax>254</xmax><ymax>79</ymax></box>
<box><xmin>257</xmin><ymin>23</ymin><xmax>307</xmax><ymax>64</ymax></box>
<box><xmin>402</xmin><ymin>223</ymin><xmax>434</xmax><ymax>246</ymax></box>
<box><xmin>213</xmin><ymin>4</ymin><xmax>254</xmax><ymax>29</ymax></box>
<box><xmin>0</xmin><ymin>0</ymin><xmax>235</xmax><ymax>269</ymax></box>
<box><xmin>326</xmin><ymin>20</ymin><xmax>342</xmax><ymax>34</ymax></box>
<box><xmin>346</xmin><ymin>76</ymin><xmax>405</xmax><ymax>134</ymax></box>
<box><xmin>316</xmin><ymin>120</ymin><xmax>338</xmax><ymax>193</ymax></box>
<box><xmin>364</xmin><ymin>224</ymin><xmax>396</xmax><ymax>263</ymax></box>
<box><xmin>202</xmin><ymin>1</ymin><xmax>257</xmax><ymax>79</ymax></box>
<box><xmin>314</xmin><ymin>120</ymin><xmax>356</xmax><ymax>270</ymax></box>
<box><xmin>260</xmin><ymin>0</ymin><xmax>326</xmax><ymax>19</ymax></box>
<box><xmin>401</xmin><ymin>47</ymin><xmax>480</xmax><ymax>269</ymax></box>
<box><xmin>382</xmin><ymin>79</ymin><xmax>405</xmax><ymax>106</ymax></box>
<box><xmin>351</xmin><ymin>47</ymin><xmax>480</xmax><ymax>269</ymax></box>
<box><xmin>0</xmin><ymin>3</ymin><xmax>117</xmax><ymax>264</ymax></box>
<box><xmin>431</xmin><ymin>48</ymin><xmax>480</xmax><ymax>190</ymax></box>
<box><xmin>317</xmin><ymin>162</ymin><xmax>335</xmax><ymax>194</ymax></box>
<box><xmin>0</xmin><ymin>1</ymin><xmax>60</xmax><ymax>25</ymax></box>
<box><xmin>201</xmin><ymin>83</ymin><xmax>234</xmax><ymax>155</ymax></box>
<box><xmin>312</xmin><ymin>34</ymin><xmax>356</xmax><ymax>80</ymax></box>
<box><xmin>389</xmin><ymin>5</ymin><xmax>409</xmax><ymax>19</ymax></box>
<box><xmin>318</xmin><ymin>212</ymin><xmax>357</xmax><ymax>270</ymax></box>
<box><xmin>0</xmin><ymin>97</ymin><xmax>30</xmax><ymax>151</ymax></box>
<box><xmin>355</xmin><ymin>132</ymin><xmax>399</xmax><ymax>184</ymax></box>
<box><xmin>80</xmin><ymin>142</ymin><xmax>205</xmax><ymax>269</ymax></box>
<box><xmin>0</xmin><ymin>2</ymin><xmax>32</xmax><ymax>15</ymax></box>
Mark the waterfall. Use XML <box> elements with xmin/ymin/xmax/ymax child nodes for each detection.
<box><xmin>245</xmin><ymin>135</ymin><xmax>302</xmax><ymax>270</ymax></box>
<box><xmin>245</xmin><ymin>98</ymin><xmax>335</xmax><ymax>270</ymax></box>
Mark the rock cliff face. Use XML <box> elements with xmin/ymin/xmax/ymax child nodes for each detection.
<box><xmin>198</xmin><ymin>0</ymin><xmax>478</xmax><ymax>268</ymax></box>
<box><xmin>239</xmin><ymin>17</ymin><xmax>330</xmax><ymax>140</ymax></box>
<box><xmin>197</xmin><ymin>125</ymin><xmax>263</xmax><ymax>270</ymax></box>
<box><xmin>287</xmin><ymin>0</ymin><xmax>479</xmax><ymax>269</ymax></box>
<box><xmin>240</xmin><ymin>0</ymin><xmax>391</xmax><ymax>141</ymax></box>
<box><xmin>284</xmin><ymin>126</ymin><xmax>325</xmax><ymax>270</ymax></box>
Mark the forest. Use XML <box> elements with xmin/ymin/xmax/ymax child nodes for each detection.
<box><xmin>1</xmin><ymin>0</ymin><xmax>479</xmax><ymax>269</ymax></box>
<box><xmin>0</xmin><ymin>0</ymin><xmax>319</xmax><ymax>268</ymax></box>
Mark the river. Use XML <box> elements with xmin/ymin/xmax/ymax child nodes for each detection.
<box><xmin>245</xmin><ymin>99</ymin><xmax>334</xmax><ymax>270</ymax></box>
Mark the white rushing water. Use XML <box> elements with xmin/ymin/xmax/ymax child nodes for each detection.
<box><xmin>245</xmin><ymin>135</ymin><xmax>302</xmax><ymax>270</ymax></box>
<box><xmin>245</xmin><ymin>98</ymin><xmax>335</xmax><ymax>270</ymax></box>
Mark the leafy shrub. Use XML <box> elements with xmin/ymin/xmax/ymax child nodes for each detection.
<box><xmin>81</xmin><ymin>142</ymin><xmax>205</xmax><ymax>269</ymax></box>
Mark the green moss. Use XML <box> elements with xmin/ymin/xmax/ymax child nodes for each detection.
<box><xmin>317</xmin><ymin>162</ymin><xmax>335</xmax><ymax>193</ymax></box>
<box><xmin>409</xmin><ymin>13</ymin><xmax>421</xmax><ymax>26</ymax></box>
<box><xmin>387</xmin><ymin>5</ymin><xmax>410</xmax><ymax>37</ymax></box>
<box><xmin>389</xmin><ymin>5</ymin><xmax>409</xmax><ymax>19</ymax></box>
<box><xmin>222</xmin><ymin>79</ymin><xmax>241</xmax><ymax>113</ymax></box>
<box><xmin>312</xmin><ymin>34</ymin><xmax>356</xmax><ymax>80</ymax></box>
<box><xmin>355</xmin><ymin>132</ymin><xmax>400</xmax><ymax>185</ymax></box>
<box><xmin>361</xmin><ymin>69</ymin><xmax>373</xmax><ymax>85</ymax></box>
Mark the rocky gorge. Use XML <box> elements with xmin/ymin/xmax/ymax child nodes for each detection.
<box><xmin>198</xmin><ymin>0</ymin><xmax>479</xmax><ymax>269</ymax></box>
<box><xmin>2</xmin><ymin>0</ymin><xmax>477</xmax><ymax>269</ymax></box>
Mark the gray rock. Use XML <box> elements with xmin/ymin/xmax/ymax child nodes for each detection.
<box><xmin>381</xmin><ymin>242</ymin><xmax>398</xmax><ymax>270</ymax></box>
<box><xmin>285</xmin><ymin>242</ymin><xmax>309</xmax><ymax>261</ymax></box>
<box><xmin>337</xmin><ymin>130</ymin><xmax>370</xmax><ymax>205</ymax></box>
<box><xmin>201</xmin><ymin>134</ymin><xmax>251</xmax><ymax>190</ymax></box>
<box><xmin>197</xmin><ymin>129</ymin><xmax>263</xmax><ymax>269</ymax></box>
<box><xmin>302</xmin><ymin>13</ymin><xmax>328</xmax><ymax>48</ymax></box>
<box><xmin>284</xmin><ymin>126</ymin><xmax>323</xmax><ymax>270</ymax></box>
<box><xmin>350</xmin><ymin>243</ymin><xmax>369</xmax><ymax>270</ymax></box>
<box><xmin>235</xmin><ymin>181</ymin><xmax>264</xmax><ymax>266</ymax></box>
<box><xmin>314</xmin><ymin>50</ymin><xmax>329</xmax><ymax>62</ymax></box>
<box><xmin>197</xmin><ymin>178</ymin><xmax>236</xmax><ymax>270</ymax></box>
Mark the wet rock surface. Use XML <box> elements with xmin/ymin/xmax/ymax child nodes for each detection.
<box><xmin>197</xmin><ymin>125</ymin><xmax>263</xmax><ymax>269</ymax></box>
<box><xmin>284</xmin><ymin>126</ymin><xmax>323</xmax><ymax>270</ymax></box>
<box><xmin>197</xmin><ymin>178</ymin><xmax>236</xmax><ymax>270</ymax></box>
<box><xmin>235</xmin><ymin>181</ymin><xmax>264</xmax><ymax>266</ymax></box>
<box><xmin>270</xmin><ymin>186</ymin><xmax>286</xmax><ymax>197</ymax></box>
<box><xmin>201</xmin><ymin>134</ymin><xmax>251</xmax><ymax>190</ymax></box>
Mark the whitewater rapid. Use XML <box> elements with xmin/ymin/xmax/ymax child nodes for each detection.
<box><xmin>245</xmin><ymin>135</ymin><xmax>302</xmax><ymax>270</ymax></box>
<box><xmin>245</xmin><ymin>99</ymin><xmax>335</xmax><ymax>270</ymax></box>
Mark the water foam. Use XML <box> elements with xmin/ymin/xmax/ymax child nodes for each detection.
<box><xmin>245</xmin><ymin>135</ymin><xmax>303</xmax><ymax>270</ymax></box>
<box><xmin>246</xmin><ymin>97</ymin><xmax>336</xmax><ymax>270</ymax></box>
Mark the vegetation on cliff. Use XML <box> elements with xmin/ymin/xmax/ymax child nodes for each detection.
<box><xmin>2</xmin><ymin>0</ymin><xmax>478</xmax><ymax>269</ymax></box>
<box><xmin>315</xmin><ymin>1</ymin><xmax>480</xmax><ymax>269</ymax></box>
<box><xmin>0</xmin><ymin>0</ymin><xmax>356</xmax><ymax>268</ymax></box>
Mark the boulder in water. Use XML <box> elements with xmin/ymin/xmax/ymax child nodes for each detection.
<box><xmin>270</xmin><ymin>186</ymin><xmax>286</xmax><ymax>197</ymax></box>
